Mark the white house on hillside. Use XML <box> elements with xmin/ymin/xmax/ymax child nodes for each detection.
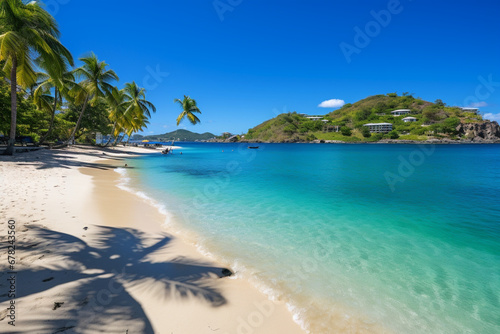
<box><xmin>305</xmin><ymin>115</ymin><xmax>324</xmax><ymax>121</ymax></box>
<box><xmin>391</xmin><ymin>109</ymin><xmax>411</xmax><ymax>116</ymax></box>
<box><xmin>402</xmin><ymin>117</ymin><xmax>417</xmax><ymax>123</ymax></box>
<box><xmin>363</xmin><ymin>123</ymin><xmax>393</xmax><ymax>133</ymax></box>
<box><xmin>459</xmin><ymin>107</ymin><xmax>479</xmax><ymax>114</ymax></box>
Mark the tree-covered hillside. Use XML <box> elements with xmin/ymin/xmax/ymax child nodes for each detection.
<box><xmin>243</xmin><ymin>93</ymin><xmax>485</xmax><ymax>142</ymax></box>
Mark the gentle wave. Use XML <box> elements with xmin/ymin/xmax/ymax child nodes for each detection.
<box><xmin>114</xmin><ymin>167</ymin><xmax>174</xmax><ymax>229</ymax></box>
<box><xmin>113</xmin><ymin>166</ymin><xmax>320</xmax><ymax>333</ymax></box>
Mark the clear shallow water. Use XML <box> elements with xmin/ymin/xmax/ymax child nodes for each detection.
<box><xmin>119</xmin><ymin>143</ymin><xmax>500</xmax><ymax>333</ymax></box>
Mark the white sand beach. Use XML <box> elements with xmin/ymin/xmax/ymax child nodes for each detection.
<box><xmin>0</xmin><ymin>146</ymin><xmax>304</xmax><ymax>334</ymax></box>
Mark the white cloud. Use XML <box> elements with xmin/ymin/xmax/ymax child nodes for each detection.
<box><xmin>318</xmin><ymin>99</ymin><xmax>345</xmax><ymax>108</ymax></box>
<box><xmin>483</xmin><ymin>113</ymin><xmax>500</xmax><ymax>122</ymax></box>
<box><xmin>469</xmin><ymin>101</ymin><xmax>488</xmax><ymax>108</ymax></box>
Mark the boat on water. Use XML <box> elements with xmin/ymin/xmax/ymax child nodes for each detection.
<box><xmin>248</xmin><ymin>146</ymin><xmax>259</xmax><ymax>149</ymax></box>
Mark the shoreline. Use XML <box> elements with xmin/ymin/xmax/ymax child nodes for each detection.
<box><xmin>109</xmin><ymin>146</ymin><xmax>397</xmax><ymax>334</ymax></box>
<box><xmin>162</xmin><ymin>139</ymin><xmax>500</xmax><ymax>145</ymax></box>
<box><xmin>238</xmin><ymin>139</ymin><xmax>500</xmax><ymax>144</ymax></box>
<box><xmin>0</xmin><ymin>146</ymin><xmax>305</xmax><ymax>334</ymax></box>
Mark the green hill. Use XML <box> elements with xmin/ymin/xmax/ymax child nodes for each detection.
<box><xmin>243</xmin><ymin>93</ymin><xmax>484</xmax><ymax>142</ymax></box>
<box><xmin>132</xmin><ymin>129</ymin><xmax>216</xmax><ymax>142</ymax></box>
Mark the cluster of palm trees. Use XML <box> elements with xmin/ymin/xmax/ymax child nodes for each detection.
<box><xmin>0</xmin><ymin>0</ymin><xmax>156</xmax><ymax>155</ymax></box>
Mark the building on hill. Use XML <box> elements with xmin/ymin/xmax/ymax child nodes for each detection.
<box><xmin>391</xmin><ymin>109</ymin><xmax>410</xmax><ymax>116</ymax></box>
<box><xmin>363</xmin><ymin>123</ymin><xmax>393</xmax><ymax>133</ymax></box>
<box><xmin>459</xmin><ymin>107</ymin><xmax>479</xmax><ymax>113</ymax></box>
<box><xmin>304</xmin><ymin>115</ymin><xmax>324</xmax><ymax>121</ymax></box>
<box><xmin>402</xmin><ymin>117</ymin><xmax>417</xmax><ymax>123</ymax></box>
<box><xmin>226</xmin><ymin>135</ymin><xmax>239</xmax><ymax>142</ymax></box>
<box><xmin>323</xmin><ymin>124</ymin><xmax>340</xmax><ymax>132</ymax></box>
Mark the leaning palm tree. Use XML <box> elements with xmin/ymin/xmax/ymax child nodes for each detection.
<box><xmin>123</xmin><ymin>112</ymin><xmax>150</xmax><ymax>145</ymax></box>
<box><xmin>174</xmin><ymin>95</ymin><xmax>201</xmax><ymax>126</ymax></box>
<box><xmin>129</xmin><ymin>116</ymin><xmax>149</xmax><ymax>144</ymax></box>
<box><xmin>66</xmin><ymin>53</ymin><xmax>118</xmax><ymax>144</ymax></box>
<box><xmin>173</xmin><ymin>95</ymin><xmax>201</xmax><ymax>144</ymax></box>
<box><xmin>0</xmin><ymin>0</ymin><xmax>73</xmax><ymax>155</ymax></box>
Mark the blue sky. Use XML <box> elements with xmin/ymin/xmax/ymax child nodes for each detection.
<box><xmin>50</xmin><ymin>0</ymin><xmax>500</xmax><ymax>135</ymax></box>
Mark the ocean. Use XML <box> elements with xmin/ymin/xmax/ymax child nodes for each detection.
<box><xmin>116</xmin><ymin>143</ymin><xmax>500</xmax><ymax>333</ymax></box>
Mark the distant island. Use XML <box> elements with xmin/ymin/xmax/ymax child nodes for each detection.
<box><xmin>234</xmin><ymin>93</ymin><xmax>500</xmax><ymax>143</ymax></box>
<box><xmin>132</xmin><ymin>129</ymin><xmax>216</xmax><ymax>142</ymax></box>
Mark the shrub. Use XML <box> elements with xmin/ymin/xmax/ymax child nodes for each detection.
<box><xmin>340</xmin><ymin>126</ymin><xmax>352</xmax><ymax>136</ymax></box>
<box><xmin>411</xmin><ymin>127</ymin><xmax>427</xmax><ymax>135</ymax></box>
<box><xmin>361</xmin><ymin>126</ymin><xmax>371</xmax><ymax>138</ymax></box>
<box><xmin>306</xmin><ymin>133</ymin><xmax>317</xmax><ymax>141</ymax></box>
<box><xmin>388</xmin><ymin>130</ymin><xmax>399</xmax><ymax>139</ymax></box>
<box><xmin>355</xmin><ymin>108</ymin><xmax>371</xmax><ymax>121</ymax></box>
<box><xmin>435</xmin><ymin>99</ymin><xmax>445</xmax><ymax>107</ymax></box>
<box><xmin>283</xmin><ymin>124</ymin><xmax>296</xmax><ymax>134</ymax></box>
<box><xmin>299</xmin><ymin>120</ymin><xmax>323</xmax><ymax>133</ymax></box>
<box><xmin>422</xmin><ymin>107</ymin><xmax>441</xmax><ymax>122</ymax></box>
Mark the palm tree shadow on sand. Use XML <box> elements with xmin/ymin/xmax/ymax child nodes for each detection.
<box><xmin>1</xmin><ymin>225</ymin><xmax>230</xmax><ymax>334</ymax></box>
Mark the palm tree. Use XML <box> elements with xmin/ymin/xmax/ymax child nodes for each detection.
<box><xmin>124</xmin><ymin>81</ymin><xmax>156</xmax><ymax>120</ymax></box>
<box><xmin>118</xmin><ymin>110</ymin><xmax>151</xmax><ymax>146</ymax></box>
<box><xmin>104</xmin><ymin>82</ymin><xmax>155</xmax><ymax>146</ymax></box>
<box><xmin>0</xmin><ymin>0</ymin><xmax>73</xmax><ymax>155</ymax></box>
<box><xmin>104</xmin><ymin>86</ymin><xmax>128</xmax><ymax>146</ymax></box>
<box><xmin>174</xmin><ymin>95</ymin><xmax>201</xmax><ymax>126</ymax></box>
<box><xmin>118</xmin><ymin>82</ymin><xmax>155</xmax><ymax>145</ymax></box>
<box><xmin>67</xmin><ymin>53</ymin><xmax>118</xmax><ymax>144</ymax></box>
<box><xmin>173</xmin><ymin>95</ymin><xmax>201</xmax><ymax>144</ymax></box>
<box><xmin>125</xmin><ymin>114</ymin><xmax>150</xmax><ymax>145</ymax></box>
<box><xmin>33</xmin><ymin>69</ymin><xmax>75</xmax><ymax>145</ymax></box>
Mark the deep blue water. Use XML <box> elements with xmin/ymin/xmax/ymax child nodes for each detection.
<box><xmin>118</xmin><ymin>143</ymin><xmax>500</xmax><ymax>333</ymax></box>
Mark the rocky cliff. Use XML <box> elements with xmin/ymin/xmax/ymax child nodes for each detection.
<box><xmin>456</xmin><ymin>121</ymin><xmax>500</xmax><ymax>142</ymax></box>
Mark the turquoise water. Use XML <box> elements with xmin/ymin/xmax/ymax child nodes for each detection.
<box><xmin>119</xmin><ymin>143</ymin><xmax>500</xmax><ymax>333</ymax></box>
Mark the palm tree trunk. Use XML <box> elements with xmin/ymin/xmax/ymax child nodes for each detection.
<box><xmin>112</xmin><ymin>133</ymin><xmax>124</xmax><ymax>146</ymax></box>
<box><xmin>38</xmin><ymin>88</ymin><xmax>58</xmax><ymax>145</ymax></box>
<box><xmin>4</xmin><ymin>57</ymin><xmax>18</xmax><ymax>155</ymax></box>
<box><xmin>126</xmin><ymin>133</ymin><xmax>132</xmax><ymax>145</ymax></box>
<box><xmin>103</xmin><ymin>123</ymin><xmax>117</xmax><ymax>147</ymax></box>
<box><xmin>67</xmin><ymin>95</ymin><xmax>89</xmax><ymax>145</ymax></box>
